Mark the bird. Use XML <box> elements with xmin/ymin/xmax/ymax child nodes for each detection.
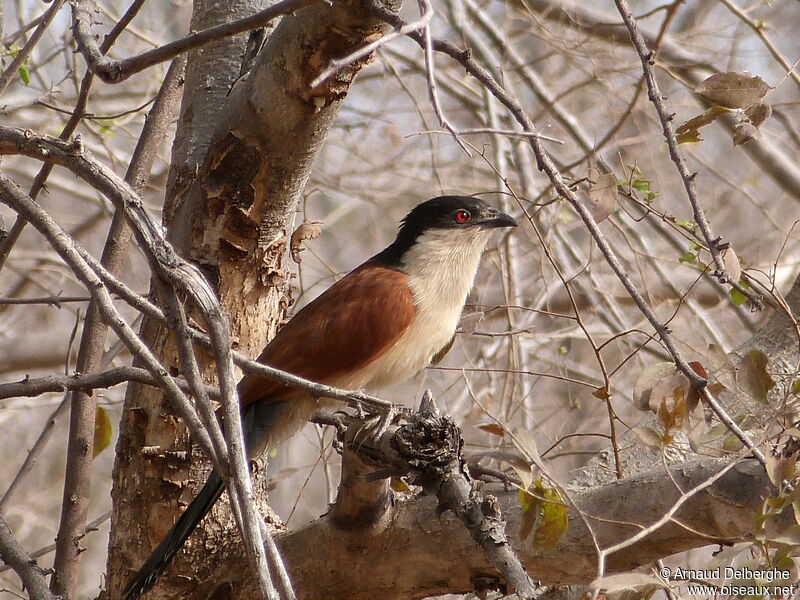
<box><xmin>123</xmin><ymin>195</ymin><xmax>517</xmax><ymax>599</ymax></box>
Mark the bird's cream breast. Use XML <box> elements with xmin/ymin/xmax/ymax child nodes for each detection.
<box><xmin>340</xmin><ymin>227</ymin><xmax>491</xmax><ymax>391</ymax></box>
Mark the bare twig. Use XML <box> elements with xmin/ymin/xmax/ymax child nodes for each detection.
<box><xmin>435</xmin><ymin>128</ymin><xmax>563</xmax><ymax>143</ymax></box>
<box><xmin>0</xmin><ymin>366</ymin><xmax>216</xmax><ymax>401</ymax></box>
<box><xmin>417</xmin><ymin>0</ymin><xmax>470</xmax><ymax>155</ymax></box>
<box><xmin>0</xmin><ymin>175</ymin><xmax>222</xmax><ymax>473</ymax></box>
<box><xmin>0</xmin><ymin>0</ymin><xmax>146</xmax><ymax>280</ymax></box>
<box><xmin>0</xmin><ymin>295</ymin><xmax>90</xmax><ymax>306</ymax></box>
<box><xmin>0</xmin><ymin>512</ymin><xmax>111</xmax><ymax>576</ymax></box>
<box><xmin>71</xmin><ymin>0</ymin><xmax>322</xmax><ymax>83</ymax></box>
<box><xmin>0</xmin><ymin>516</ymin><xmax>57</xmax><ymax>600</ymax></box>
<box><xmin>0</xmin><ymin>0</ymin><xmax>66</xmax><ymax>95</ymax></box>
<box><xmin>0</xmin><ymin>123</ymin><xmax>278</xmax><ymax>597</ymax></box>
<box><xmin>0</xmin><ymin>396</ymin><xmax>69</xmax><ymax>513</ymax></box>
<box><xmin>155</xmin><ymin>281</ymin><xmax>230</xmax><ymax>468</ymax></box>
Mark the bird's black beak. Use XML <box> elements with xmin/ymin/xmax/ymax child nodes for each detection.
<box><xmin>478</xmin><ymin>208</ymin><xmax>518</xmax><ymax>229</ymax></box>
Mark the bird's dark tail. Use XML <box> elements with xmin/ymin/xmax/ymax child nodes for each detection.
<box><xmin>123</xmin><ymin>469</ymin><xmax>224</xmax><ymax>600</ymax></box>
<box><xmin>122</xmin><ymin>400</ymin><xmax>288</xmax><ymax>600</ymax></box>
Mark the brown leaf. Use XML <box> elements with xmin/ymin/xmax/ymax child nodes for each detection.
<box><xmin>766</xmin><ymin>451</ymin><xmax>797</xmax><ymax>488</ymax></box>
<box><xmin>290</xmin><ymin>220</ymin><xmax>322</xmax><ymax>264</ymax></box>
<box><xmin>686</xmin><ymin>361</ymin><xmax>707</xmax><ymax>414</ymax></box>
<box><xmin>739</xmin><ymin>349</ymin><xmax>775</xmax><ymax>404</ymax></box>
<box><xmin>745</xmin><ymin>102</ymin><xmax>772</xmax><ymax>128</ymax></box>
<box><xmin>511</xmin><ymin>429</ymin><xmax>541</xmax><ymax>465</ymax></box>
<box><xmin>632</xmin><ymin>426</ymin><xmax>664</xmax><ymax>449</ymax></box>
<box><xmin>477</xmin><ymin>423</ymin><xmax>506</xmax><ymax>437</ymax></box>
<box><xmin>638</xmin><ymin>363</ymin><xmax>691</xmax><ymax>415</ymax></box>
<box><xmin>722</xmin><ymin>247</ymin><xmax>741</xmax><ymax>283</ymax></box>
<box><xmin>587</xmin><ymin>172</ymin><xmax>618</xmax><ymax>223</ymax></box>
<box><xmin>633</xmin><ymin>362</ymin><xmax>674</xmax><ymax>411</ymax></box>
<box><xmin>695</xmin><ymin>72</ymin><xmax>772</xmax><ymax>109</ymax></box>
<box><xmin>676</xmin><ymin>105</ymin><xmax>732</xmax><ymax>133</ymax></box>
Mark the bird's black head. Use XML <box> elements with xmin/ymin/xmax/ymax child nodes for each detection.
<box><xmin>377</xmin><ymin>196</ymin><xmax>517</xmax><ymax>267</ymax></box>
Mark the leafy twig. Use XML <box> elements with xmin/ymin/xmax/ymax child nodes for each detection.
<box><xmin>611</xmin><ymin>0</ymin><xmax>763</xmax><ymax>310</ymax></box>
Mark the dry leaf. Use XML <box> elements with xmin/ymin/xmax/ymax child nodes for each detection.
<box><xmin>290</xmin><ymin>220</ymin><xmax>322</xmax><ymax>264</ymax></box>
<box><xmin>745</xmin><ymin>102</ymin><xmax>772</xmax><ymax>128</ymax></box>
<box><xmin>695</xmin><ymin>72</ymin><xmax>772</xmax><ymax>109</ymax></box>
<box><xmin>722</xmin><ymin>247</ymin><xmax>741</xmax><ymax>283</ymax></box>
<box><xmin>477</xmin><ymin>423</ymin><xmax>506</xmax><ymax>437</ymax></box>
<box><xmin>675</xmin><ymin>105</ymin><xmax>732</xmax><ymax>144</ymax></box>
<box><xmin>632</xmin><ymin>362</ymin><xmax>674</xmax><ymax>411</ymax></box>
<box><xmin>739</xmin><ymin>349</ymin><xmax>775</xmax><ymax>404</ymax></box>
<box><xmin>587</xmin><ymin>172</ymin><xmax>618</xmax><ymax>223</ymax></box>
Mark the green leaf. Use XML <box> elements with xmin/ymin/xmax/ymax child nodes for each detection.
<box><xmin>676</xmin><ymin>129</ymin><xmax>702</xmax><ymax>144</ymax></box>
<box><xmin>518</xmin><ymin>479</ymin><xmax>568</xmax><ymax>548</ymax></box>
<box><xmin>534</xmin><ymin>480</ymin><xmax>568</xmax><ymax>548</ymax></box>
<box><xmin>93</xmin><ymin>406</ymin><xmax>112</xmax><ymax>458</ymax></box>
<box><xmin>679</xmin><ymin>251</ymin><xmax>697</xmax><ymax>264</ymax></box>
<box><xmin>18</xmin><ymin>62</ymin><xmax>30</xmax><ymax>86</ymax></box>
<box><xmin>730</xmin><ymin>287</ymin><xmax>747</xmax><ymax>306</ymax></box>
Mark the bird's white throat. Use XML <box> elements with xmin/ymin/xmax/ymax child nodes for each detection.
<box><xmin>400</xmin><ymin>227</ymin><xmax>491</xmax><ymax>319</ymax></box>
<box><xmin>335</xmin><ymin>227</ymin><xmax>492</xmax><ymax>392</ymax></box>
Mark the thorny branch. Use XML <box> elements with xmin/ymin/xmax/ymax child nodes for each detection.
<box><xmin>611</xmin><ymin>0</ymin><xmax>763</xmax><ymax>309</ymax></box>
<box><xmin>0</xmin><ymin>172</ymin><xmax>279</xmax><ymax>599</ymax></box>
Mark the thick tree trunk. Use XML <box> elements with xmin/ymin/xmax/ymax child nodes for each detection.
<box><xmin>104</xmin><ymin>1</ymin><xmax>397</xmax><ymax>599</ymax></box>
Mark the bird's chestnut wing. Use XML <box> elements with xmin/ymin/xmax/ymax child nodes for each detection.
<box><xmin>237</xmin><ymin>259</ymin><xmax>415</xmax><ymax>406</ymax></box>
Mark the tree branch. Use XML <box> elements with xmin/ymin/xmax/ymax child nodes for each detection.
<box><xmin>0</xmin><ymin>516</ymin><xmax>57</xmax><ymax>600</ymax></box>
<box><xmin>264</xmin><ymin>457</ymin><xmax>777</xmax><ymax>600</ymax></box>
<box><xmin>49</xmin><ymin>57</ymin><xmax>187</xmax><ymax>600</ymax></box>
<box><xmin>70</xmin><ymin>0</ymin><xmax>323</xmax><ymax>83</ymax></box>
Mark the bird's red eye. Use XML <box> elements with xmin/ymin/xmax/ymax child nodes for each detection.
<box><xmin>454</xmin><ymin>209</ymin><xmax>471</xmax><ymax>224</ymax></box>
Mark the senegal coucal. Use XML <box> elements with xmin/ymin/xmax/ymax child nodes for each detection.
<box><xmin>124</xmin><ymin>195</ymin><xmax>517</xmax><ymax>599</ymax></box>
